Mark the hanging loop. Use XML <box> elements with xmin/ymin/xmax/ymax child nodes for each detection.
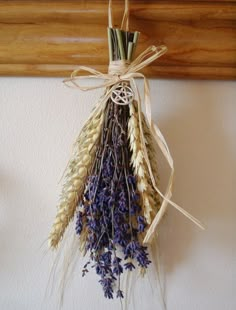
<box><xmin>108</xmin><ymin>0</ymin><xmax>129</xmax><ymax>31</ymax></box>
<box><xmin>108</xmin><ymin>0</ymin><xmax>113</xmax><ymax>28</ymax></box>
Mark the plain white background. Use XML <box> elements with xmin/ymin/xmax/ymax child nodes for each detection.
<box><xmin>0</xmin><ymin>77</ymin><xmax>235</xmax><ymax>310</ymax></box>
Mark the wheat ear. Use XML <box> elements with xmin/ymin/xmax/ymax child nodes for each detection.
<box><xmin>142</xmin><ymin>113</ymin><xmax>160</xmax><ymax>197</ymax></box>
<box><xmin>128</xmin><ymin>101</ymin><xmax>160</xmax><ymax>224</ymax></box>
<box><xmin>49</xmin><ymin>105</ymin><xmax>105</xmax><ymax>249</ymax></box>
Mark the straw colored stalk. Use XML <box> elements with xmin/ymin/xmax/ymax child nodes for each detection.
<box><xmin>142</xmin><ymin>112</ymin><xmax>160</xmax><ymax>191</ymax></box>
<box><xmin>49</xmin><ymin>106</ymin><xmax>105</xmax><ymax>249</ymax></box>
<box><xmin>128</xmin><ymin>101</ymin><xmax>160</xmax><ymax>225</ymax></box>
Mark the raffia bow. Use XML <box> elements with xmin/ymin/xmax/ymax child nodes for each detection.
<box><xmin>64</xmin><ymin>45</ymin><xmax>204</xmax><ymax>244</ymax></box>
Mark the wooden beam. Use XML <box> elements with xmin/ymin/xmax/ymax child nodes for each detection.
<box><xmin>0</xmin><ymin>0</ymin><xmax>235</xmax><ymax>79</ymax></box>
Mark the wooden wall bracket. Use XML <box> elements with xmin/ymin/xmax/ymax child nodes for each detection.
<box><xmin>0</xmin><ymin>0</ymin><xmax>235</xmax><ymax>79</ymax></box>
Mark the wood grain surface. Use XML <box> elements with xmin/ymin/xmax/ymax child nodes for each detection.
<box><xmin>0</xmin><ymin>0</ymin><xmax>235</xmax><ymax>79</ymax></box>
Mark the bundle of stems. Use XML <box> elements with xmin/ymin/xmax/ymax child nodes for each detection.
<box><xmin>108</xmin><ymin>27</ymin><xmax>139</xmax><ymax>61</ymax></box>
<box><xmin>49</xmin><ymin>26</ymin><xmax>160</xmax><ymax>300</ymax></box>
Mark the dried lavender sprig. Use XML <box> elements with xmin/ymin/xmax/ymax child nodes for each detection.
<box><xmin>75</xmin><ymin>101</ymin><xmax>151</xmax><ymax>299</ymax></box>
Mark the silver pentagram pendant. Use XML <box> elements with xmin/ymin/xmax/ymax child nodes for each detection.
<box><xmin>111</xmin><ymin>82</ymin><xmax>134</xmax><ymax>106</ymax></box>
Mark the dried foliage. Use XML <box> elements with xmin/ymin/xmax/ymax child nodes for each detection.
<box><xmin>128</xmin><ymin>101</ymin><xmax>160</xmax><ymax>225</ymax></box>
<box><xmin>49</xmin><ymin>105</ymin><xmax>105</xmax><ymax>248</ymax></box>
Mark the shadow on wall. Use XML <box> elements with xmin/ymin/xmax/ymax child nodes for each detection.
<box><xmin>151</xmin><ymin>80</ymin><xmax>234</xmax><ymax>278</ymax></box>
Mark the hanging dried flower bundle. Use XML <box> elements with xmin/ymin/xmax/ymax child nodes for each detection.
<box><xmin>48</xmin><ymin>0</ymin><xmax>203</xmax><ymax>301</ymax></box>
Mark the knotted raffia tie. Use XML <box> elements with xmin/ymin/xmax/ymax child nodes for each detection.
<box><xmin>63</xmin><ymin>45</ymin><xmax>204</xmax><ymax>244</ymax></box>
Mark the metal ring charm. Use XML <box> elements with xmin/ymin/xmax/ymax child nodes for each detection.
<box><xmin>111</xmin><ymin>82</ymin><xmax>134</xmax><ymax>105</ymax></box>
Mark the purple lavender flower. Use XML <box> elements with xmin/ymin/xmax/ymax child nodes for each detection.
<box><xmin>101</xmin><ymin>251</ymin><xmax>112</xmax><ymax>265</ymax></box>
<box><xmin>75</xmin><ymin>211</ymin><xmax>83</xmax><ymax>234</ymax></box>
<box><xmin>113</xmin><ymin>257</ymin><xmax>123</xmax><ymax>275</ymax></box>
<box><xmin>137</xmin><ymin>215</ymin><xmax>147</xmax><ymax>232</ymax></box>
<box><xmin>116</xmin><ymin>289</ymin><xmax>124</xmax><ymax>299</ymax></box>
<box><xmin>75</xmin><ymin>102</ymin><xmax>151</xmax><ymax>299</ymax></box>
<box><xmin>118</xmin><ymin>190</ymin><xmax>128</xmax><ymax>213</ymax></box>
<box><xmin>124</xmin><ymin>261</ymin><xmax>135</xmax><ymax>271</ymax></box>
<box><xmin>99</xmin><ymin>278</ymin><xmax>114</xmax><ymax>299</ymax></box>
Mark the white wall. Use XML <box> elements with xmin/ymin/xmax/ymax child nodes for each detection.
<box><xmin>0</xmin><ymin>77</ymin><xmax>235</xmax><ymax>310</ymax></box>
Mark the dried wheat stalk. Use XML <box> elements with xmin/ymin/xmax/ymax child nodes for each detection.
<box><xmin>49</xmin><ymin>105</ymin><xmax>105</xmax><ymax>249</ymax></box>
<box><xmin>128</xmin><ymin>101</ymin><xmax>160</xmax><ymax>225</ymax></box>
<box><xmin>142</xmin><ymin>112</ymin><xmax>160</xmax><ymax>193</ymax></box>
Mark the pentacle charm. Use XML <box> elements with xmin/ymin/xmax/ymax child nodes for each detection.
<box><xmin>111</xmin><ymin>82</ymin><xmax>134</xmax><ymax>105</ymax></box>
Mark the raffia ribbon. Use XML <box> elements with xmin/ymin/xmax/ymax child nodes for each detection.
<box><xmin>64</xmin><ymin>45</ymin><xmax>204</xmax><ymax>244</ymax></box>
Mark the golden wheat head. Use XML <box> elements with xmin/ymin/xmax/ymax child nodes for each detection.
<box><xmin>128</xmin><ymin>101</ymin><xmax>160</xmax><ymax>225</ymax></box>
<box><xmin>48</xmin><ymin>106</ymin><xmax>105</xmax><ymax>249</ymax></box>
